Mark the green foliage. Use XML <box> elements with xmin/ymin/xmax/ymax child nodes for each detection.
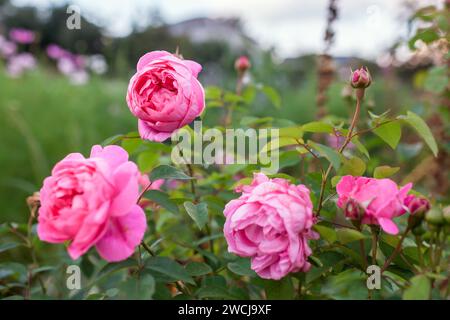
<box><xmin>400</xmin><ymin>111</ymin><xmax>438</xmax><ymax>156</ymax></box>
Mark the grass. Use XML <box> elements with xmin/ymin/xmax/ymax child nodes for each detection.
<box><xmin>0</xmin><ymin>67</ymin><xmax>135</xmax><ymax>223</ymax></box>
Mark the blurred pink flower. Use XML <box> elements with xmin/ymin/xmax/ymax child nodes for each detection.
<box><xmin>6</xmin><ymin>53</ymin><xmax>36</xmax><ymax>77</ymax></box>
<box><xmin>336</xmin><ymin>175</ymin><xmax>412</xmax><ymax>234</ymax></box>
<box><xmin>9</xmin><ymin>28</ymin><xmax>36</xmax><ymax>44</ymax></box>
<box><xmin>0</xmin><ymin>35</ymin><xmax>17</xmax><ymax>57</ymax></box>
<box><xmin>223</xmin><ymin>172</ymin><xmax>318</xmax><ymax>280</ymax></box>
<box><xmin>46</xmin><ymin>44</ymin><xmax>70</xmax><ymax>60</ymax></box>
<box><xmin>37</xmin><ymin>145</ymin><xmax>147</xmax><ymax>262</ymax></box>
<box><xmin>327</xmin><ymin>130</ymin><xmax>354</xmax><ymax>150</ymax></box>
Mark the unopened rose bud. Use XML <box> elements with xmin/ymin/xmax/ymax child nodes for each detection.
<box><xmin>350</xmin><ymin>67</ymin><xmax>371</xmax><ymax>89</ymax></box>
<box><xmin>425</xmin><ymin>207</ymin><xmax>444</xmax><ymax>226</ymax></box>
<box><xmin>405</xmin><ymin>194</ymin><xmax>430</xmax><ymax>217</ymax></box>
<box><xmin>235</xmin><ymin>55</ymin><xmax>251</xmax><ymax>73</ymax></box>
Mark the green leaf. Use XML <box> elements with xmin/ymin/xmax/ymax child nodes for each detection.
<box><xmin>261</xmin><ymin>85</ymin><xmax>281</xmax><ymax>109</ymax></box>
<box><xmin>262</xmin><ymin>277</ymin><xmax>294</xmax><ymax>300</ymax></box>
<box><xmin>137</xmin><ymin>151</ymin><xmax>159</xmax><ymax>173</ymax></box>
<box><xmin>309</xmin><ymin>141</ymin><xmax>342</xmax><ymax>170</ymax></box>
<box><xmin>424</xmin><ymin>66</ymin><xmax>448</xmax><ymax>94</ymax></box>
<box><xmin>97</xmin><ymin>259</ymin><xmax>137</xmax><ymax>279</ymax></box>
<box><xmin>373</xmin><ymin>121</ymin><xmax>401</xmax><ymax>149</ymax></box>
<box><xmin>144</xmin><ymin>190</ymin><xmax>179</xmax><ymax>214</ymax></box>
<box><xmin>0</xmin><ymin>243</ymin><xmax>21</xmax><ymax>253</ymax></box>
<box><xmin>331</xmin><ymin>175</ymin><xmax>342</xmax><ymax>187</ymax></box>
<box><xmin>101</xmin><ymin>134</ymin><xmax>124</xmax><ymax>146</ymax></box>
<box><xmin>227</xmin><ymin>258</ymin><xmax>256</xmax><ymax>277</ymax></box>
<box><xmin>340</xmin><ymin>156</ymin><xmax>366</xmax><ymax>176</ymax></box>
<box><xmin>408</xmin><ymin>29</ymin><xmax>439</xmax><ymax>49</ymax></box>
<box><xmin>183</xmin><ymin>201</ymin><xmax>208</xmax><ymax>230</ymax></box>
<box><xmin>185</xmin><ymin>262</ymin><xmax>213</xmax><ymax>277</ymax></box>
<box><xmin>401</xmin><ymin>111</ymin><xmax>438</xmax><ymax>156</ymax></box>
<box><xmin>302</xmin><ymin>121</ymin><xmax>334</xmax><ymax>133</ymax></box>
<box><xmin>260</xmin><ymin>136</ymin><xmax>301</xmax><ymax>153</ymax></box>
<box><xmin>121</xmin><ymin>138</ymin><xmax>142</xmax><ymax>155</ymax></box>
<box><xmin>119</xmin><ymin>273</ymin><xmax>155</xmax><ymax>300</ymax></box>
<box><xmin>313</xmin><ymin>225</ymin><xmax>337</xmax><ymax>243</ymax></box>
<box><xmin>336</xmin><ymin>228</ymin><xmax>367</xmax><ymax>244</ymax></box>
<box><xmin>352</xmin><ymin>136</ymin><xmax>370</xmax><ymax>159</ymax></box>
<box><xmin>278</xmin><ymin>126</ymin><xmax>303</xmax><ymax>138</ymax></box>
<box><xmin>149</xmin><ymin>165</ymin><xmax>193</xmax><ymax>181</ymax></box>
<box><xmin>205</xmin><ymin>86</ymin><xmax>222</xmax><ymax>101</ymax></box>
<box><xmin>373</xmin><ymin>165</ymin><xmax>400</xmax><ymax>179</ymax></box>
<box><xmin>403</xmin><ymin>275</ymin><xmax>431</xmax><ymax>300</ymax></box>
<box><xmin>145</xmin><ymin>257</ymin><xmax>195</xmax><ymax>285</ymax></box>
<box><xmin>196</xmin><ymin>286</ymin><xmax>236</xmax><ymax>299</ymax></box>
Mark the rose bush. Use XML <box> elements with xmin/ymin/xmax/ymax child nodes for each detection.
<box><xmin>2</xmin><ymin>4</ymin><xmax>449</xmax><ymax>300</ymax></box>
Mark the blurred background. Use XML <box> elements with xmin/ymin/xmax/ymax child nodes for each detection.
<box><xmin>0</xmin><ymin>0</ymin><xmax>448</xmax><ymax>223</ymax></box>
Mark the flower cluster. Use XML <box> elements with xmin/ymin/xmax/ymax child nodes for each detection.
<box><xmin>46</xmin><ymin>44</ymin><xmax>108</xmax><ymax>85</ymax></box>
<box><xmin>0</xmin><ymin>29</ymin><xmax>37</xmax><ymax>77</ymax></box>
<box><xmin>36</xmin><ymin>51</ymin><xmax>433</xmax><ymax>283</ymax></box>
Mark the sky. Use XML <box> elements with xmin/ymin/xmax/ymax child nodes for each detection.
<box><xmin>11</xmin><ymin>0</ymin><xmax>444</xmax><ymax>59</ymax></box>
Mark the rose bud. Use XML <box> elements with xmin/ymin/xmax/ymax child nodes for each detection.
<box><xmin>234</xmin><ymin>55</ymin><xmax>251</xmax><ymax>73</ymax></box>
<box><xmin>350</xmin><ymin>67</ymin><xmax>371</xmax><ymax>89</ymax></box>
<box><xmin>404</xmin><ymin>194</ymin><xmax>430</xmax><ymax>216</ymax></box>
<box><xmin>425</xmin><ymin>207</ymin><xmax>444</xmax><ymax>226</ymax></box>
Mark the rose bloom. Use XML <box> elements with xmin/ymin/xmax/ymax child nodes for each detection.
<box><xmin>336</xmin><ymin>175</ymin><xmax>412</xmax><ymax>234</ymax></box>
<box><xmin>9</xmin><ymin>28</ymin><xmax>35</xmax><ymax>44</ymax></box>
<box><xmin>37</xmin><ymin>145</ymin><xmax>147</xmax><ymax>262</ymax></box>
<box><xmin>126</xmin><ymin>50</ymin><xmax>205</xmax><ymax>142</ymax></box>
<box><xmin>223</xmin><ymin>173</ymin><xmax>318</xmax><ymax>280</ymax></box>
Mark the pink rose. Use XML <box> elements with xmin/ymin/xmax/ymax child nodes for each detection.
<box><xmin>336</xmin><ymin>175</ymin><xmax>412</xmax><ymax>234</ymax></box>
<box><xmin>37</xmin><ymin>145</ymin><xmax>147</xmax><ymax>262</ymax></box>
<box><xmin>223</xmin><ymin>173</ymin><xmax>317</xmax><ymax>280</ymax></box>
<box><xmin>126</xmin><ymin>50</ymin><xmax>205</xmax><ymax>142</ymax></box>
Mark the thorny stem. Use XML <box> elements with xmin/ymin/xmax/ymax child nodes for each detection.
<box><xmin>316</xmin><ymin>89</ymin><xmax>363</xmax><ymax>216</ymax></box>
<box><xmin>381</xmin><ymin>227</ymin><xmax>410</xmax><ymax>273</ymax></box>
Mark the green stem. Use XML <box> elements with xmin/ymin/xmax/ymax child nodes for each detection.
<box><xmin>381</xmin><ymin>227</ymin><xmax>410</xmax><ymax>273</ymax></box>
<box><xmin>140</xmin><ymin>241</ymin><xmax>155</xmax><ymax>256</ymax></box>
<box><xmin>371</xmin><ymin>228</ymin><xmax>378</xmax><ymax>265</ymax></box>
<box><xmin>316</xmin><ymin>90</ymin><xmax>362</xmax><ymax>216</ymax></box>
<box><xmin>415</xmin><ymin>235</ymin><xmax>425</xmax><ymax>270</ymax></box>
